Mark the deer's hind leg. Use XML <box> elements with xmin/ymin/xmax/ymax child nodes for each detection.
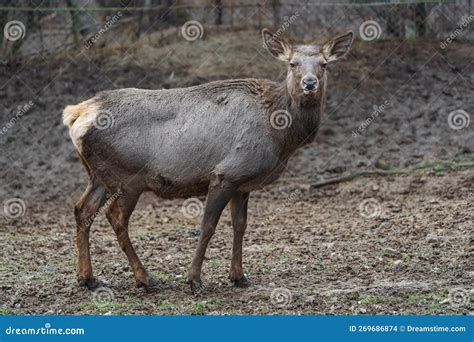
<box><xmin>75</xmin><ymin>178</ymin><xmax>108</xmax><ymax>290</ymax></box>
<box><xmin>105</xmin><ymin>189</ymin><xmax>158</xmax><ymax>292</ymax></box>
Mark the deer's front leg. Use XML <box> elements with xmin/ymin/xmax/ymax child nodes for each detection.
<box><xmin>187</xmin><ymin>177</ymin><xmax>235</xmax><ymax>294</ymax></box>
<box><xmin>229</xmin><ymin>191</ymin><xmax>250</xmax><ymax>287</ymax></box>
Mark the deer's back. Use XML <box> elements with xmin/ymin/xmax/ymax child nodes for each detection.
<box><xmin>76</xmin><ymin>81</ymin><xmax>283</xmax><ymax>195</ymax></box>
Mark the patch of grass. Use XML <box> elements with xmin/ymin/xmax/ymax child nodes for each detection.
<box><xmin>407</xmin><ymin>292</ymin><xmax>446</xmax><ymax>305</ymax></box>
<box><xmin>135</xmin><ymin>231</ymin><xmax>146</xmax><ymax>239</ymax></box>
<box><xmin>152</xmin><ymin>271</ymin><xmax>172</xmax><ymax>282</ymax></box>
<box><xmin>95</xmin><ymin>301</ymin><xmax>121</xmax><ymax>309</ymax></box>
<box><xmin>156</xmin><ymin>300</ymin><xmax>174</xmax><ymax>310</ymax></box>
<box><xmin>360</xmin><ymin>295</ymin><xmax>378</xmax><ymax>305</ymax></box>
<box><xmin>402</xmin><ymin>254</ymin><xmax>412</xmax><ymax>263</ymax></box>
<box><xmin>76</xmin><ymin>301</ymin><xmax>122</xmax><ymax>314</ymax></box>
<box><xmin>209</xmin><ymin>259</ymin><xmax>224</xmax><ymax>267</ymax></box>
<box><xmin>191</xmin><ymin>301</ymin><xmax>216</xmax><ymax>315</ymax></box>
<box><xmin>359</xmin><ymin>295</ymin><xmax>397</xmax><ymax>306</ymax></box>
<box><xmin>0</xmin><ymin>309</ymin><xmax>16</xmax><ymax>315</ymax></box>
<box><xmin>429</xmin><ymin>304</ymin><xmax>441</xmax><ymax>311</ymax></box>
<box><xmin>176</xmin><ymin>275</ymin><xmax>187</xmax><ymax>284</ymax></box>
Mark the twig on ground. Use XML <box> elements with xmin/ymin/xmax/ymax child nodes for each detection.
<box><xmin>311</xmin><ymin>161</ymin><xmax>474</xmax><ymax>189</ymax></box>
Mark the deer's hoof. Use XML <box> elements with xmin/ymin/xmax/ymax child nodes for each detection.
<box><xmin>78</xmin><ymin>277</ymin><xmax>103</xmax><ymax>290</ymax></box>
<box><xmin>137</xmin><ymin>278</ymin><xmax>161</xmax><ymax>293</ymax></box>
<box><xmin>188</xmin><ymin>278</ymin><xmax>206</xmax><ymax>295</ymax></box>
<box><xmin>231</xmin><ymin>275</ymin><xmax>250</xmax><ymax>288</ymax></box>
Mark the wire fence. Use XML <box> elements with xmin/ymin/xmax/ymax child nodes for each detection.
<box><xmin>1</xmin><ymin>0</ymin><xmax>473</xmax><ymax>59</ymax></box>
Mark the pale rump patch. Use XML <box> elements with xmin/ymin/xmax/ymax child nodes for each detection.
<box><xmin>63</xmin><ymin>100</ymin><xmax>94</xmax><ymax>126</ymax></box>
<box><xmin>62</xmin><ymin>100</ymin><xmax>100</xmax><ymax>153</ymax></box>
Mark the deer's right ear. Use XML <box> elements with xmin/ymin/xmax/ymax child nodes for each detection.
<box><xmin>262</xmin><ymin>28</ymin><xmax>291</xmax><ymax>61</ymax></box>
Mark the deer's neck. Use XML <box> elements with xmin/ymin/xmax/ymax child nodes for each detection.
<box><xmin>270</xmin><ymin>80</ymin><xmax>326</xmax><ymax>154</ymax></box>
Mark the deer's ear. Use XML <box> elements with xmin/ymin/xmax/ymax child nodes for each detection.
<box><xmin>322</xmin><ymin>31</ymin><xmax>353</xmax><ymax>63</ymax></box>
<box><xmin>262</xmin><ymin>28</ymin><xmax>291</xmax><ymax>61</ymax></box>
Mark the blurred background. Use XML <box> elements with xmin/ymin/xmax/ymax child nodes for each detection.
<box><xmin>2</xmin><ymin>0</ymin><xmax>474</xmax><ymax>59</ymax></box>
<box><xmin>0</xmin><ymin>0</ymin><xmax>472</xmax><ymax>315</ymax></box>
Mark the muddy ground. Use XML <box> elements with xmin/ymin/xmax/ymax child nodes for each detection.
<box><xmin>0</xmin><ymin>30</ymin><xmax>473</xmax><ymax>315</ymax></box>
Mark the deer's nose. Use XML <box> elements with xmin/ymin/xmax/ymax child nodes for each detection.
<box><xmin>302</xmin><ymin>77</ymin><xmax>319</xmax><ymax>91</ymax></box>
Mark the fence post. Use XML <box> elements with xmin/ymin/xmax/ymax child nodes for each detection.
<box><xmin>214</xmin><ymin>0</ymin><xmax>223</xmax><ymax>25</ymax></box>
<box><xmin>66</xmin><ymin>0</ymin><xmax>80</xmax><ymax>48</ymax></box>
<box><xmin>272</xmin><ymin>0</ymin><xmax>280</xmax><ymax>31</ymax></box>
<box><xmin>415</xmin><ymin>2</ymin><xmax>427</xmax><ymax>38</ymax></box>
<box><xmin>230</xmin><ymin>0</ymin><xmax>234</xmax><ymax>28</ymax></box>
<box><xmin>257</xmin><ymin>3</ymin><xmax>262</xmax><ymax>29</ymax></box>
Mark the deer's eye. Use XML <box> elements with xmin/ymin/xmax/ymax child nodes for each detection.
<box><xmin>321</xmin><ymin>62</ymin><xmax>328</xmax><ymax>68</ymax></box>
<box><xmin>289</xmin><ymin>62</ymin><xmax>298</xmax><ymax>68</ymax></box>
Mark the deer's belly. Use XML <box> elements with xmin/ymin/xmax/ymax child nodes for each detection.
<box><xmin>238</xmin><ymin>160</ymin><xmax>287</xmax><ymax>192</ymax></box>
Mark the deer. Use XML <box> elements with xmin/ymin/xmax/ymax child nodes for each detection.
<box><xmin>63</xmin><ymin>28</ymin><xmax>353</xmax><ymax>293</ymax></box>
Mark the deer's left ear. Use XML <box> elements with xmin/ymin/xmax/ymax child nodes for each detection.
<box><xmin>322</xmin><ymin>31</ymin><xmax>354</xmax><ymax>63</ymax></box>
<box><xmin>262</xmin><ymin>28</ymin><xmax>292</xmax><ymax>61</ymax></box>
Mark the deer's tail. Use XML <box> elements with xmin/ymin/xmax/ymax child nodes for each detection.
<box><xmin>62</xmin><ymin>100</ymin><xmax>94</xmax><ymax>127</ymax></box>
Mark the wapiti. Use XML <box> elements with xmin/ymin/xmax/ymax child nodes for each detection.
<box><xmin>63</xmin><ymin>29</ymin><xmax>353</xmax><ymax>293</ymax></box>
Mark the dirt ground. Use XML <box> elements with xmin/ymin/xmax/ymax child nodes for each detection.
<box><xmin>0</xmin><ymin>30</ymin><xmax>473</xmax><ymax>315</ymax></box>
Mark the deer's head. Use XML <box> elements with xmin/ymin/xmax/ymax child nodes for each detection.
<box><xmin>262</xmin><ymin>29</ymin><xmax>353</xmax><ymax>105</ymax></box>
